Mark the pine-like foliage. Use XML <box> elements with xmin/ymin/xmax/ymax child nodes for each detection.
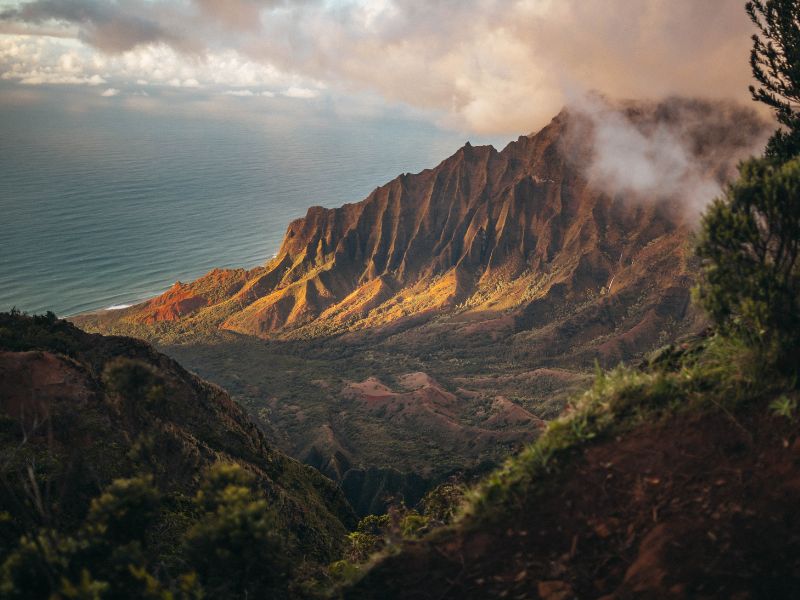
<box><xmin>696</xmin><ymin>157</ymin><xmax>800</xmax><ymax>368</ymax></box>
<box><xmin>747</xmin><ymin>0</ymin><xmax>800</xmax><ymax>157</ymax></box>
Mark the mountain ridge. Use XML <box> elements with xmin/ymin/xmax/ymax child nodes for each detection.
<box><xmin>73</xmin><ymin>97</ymin><xmax>771</xmax><ymax>494</ymax></box>
<box><xmin>78</xmin><ymin>99</ymin><xmax>767</xmax><ymax>355</ymax></box>
<box><xmin>0</xmin><ymin>312</ymin><xmax>355</xmax><ymax>562</ymax></box>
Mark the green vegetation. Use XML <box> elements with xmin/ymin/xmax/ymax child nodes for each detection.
<box><xmin>696</xmin><ymin>157</ymin><xmax>800</xmax><ymax>370</ymax></box>
<box><xmin>770</xmin><ymin>394</ymin><xmax>798</xmax><ymax>418</ymax></box>
<box><xmin>462</xmin><ymin>333</ymin><xmax>780</xmax><ymax>520</ymax></box>
<box><xmin>0</xmin><ymin>464</ymin><xmax>293</xmax><ymax>599</ymax></box>
<box><xmin>0</xmin><ymin>312</ymin><xmax>355</xmax><ymax>599</ymax></box>
<box><xmin>747</xmin><ymin>0</ymin><xmax>800</xmax><ymax>158</ymax></box>
<box><xmin>329</xmin><ymin>479</ymin><xmax>467</xmax><ymax>587</ymax></box>
<box><xmin>183</xmin><ymin>464</ymin><xmax>291</xmax><ymax>598</ymax></box>
<box><xmin>696</xmin><ymin>1</ymin><xmax>800</xmax><ymax>372</ymax></box>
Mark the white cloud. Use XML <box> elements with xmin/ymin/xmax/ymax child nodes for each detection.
<box><xmin>568</xmin><ymin>96</ymin><xmax>769</xmax><ymax>215</ymax></box>
<box><xmin>222</xmin><ymin>88</ymin><xmax>276</xmax><ymax>98</ymax></box>
<box><xmin>101</xmin><ymin>87</ymin><xmax>119</xmax><ymax>97</ymax></box>
<box><xmin>57</xmin><ymin>52</ymin><xmax>80</xmax><ymax>72</ymax></box>
<box><xmin>0</xmin><ymin>34</ymin><xmax>310</xmax><ymax>99</ymax></box>
<box><xmin>13</xmin><ymin>72</ymin><xmax>105</xmax><ymax>85</ymax></box>
<box><xmin>283</xmin><ymin>86</ymin><xmax>318</xmax><ymax>99</ymax></box>
<box><xmin>224</xmin><ymin>89</ymin><xmax>254</xmax><ymax>96</ymax></box>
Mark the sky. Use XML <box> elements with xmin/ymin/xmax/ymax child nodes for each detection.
<box><xmin>0</xmin><ymin>0</ymin><xmax>762</xmax><ymax>136</ymax></box>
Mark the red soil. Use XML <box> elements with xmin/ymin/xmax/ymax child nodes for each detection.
<box><xmin>347</xmin><ymin>404</ymin><xmax>800</xmax><ymax>599</ymax></box>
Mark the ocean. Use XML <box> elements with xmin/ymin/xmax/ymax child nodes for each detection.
<box><xmin>0</xmin><ymin>102</ymin><xmax>508</xmax><ymax>316</ymax></box>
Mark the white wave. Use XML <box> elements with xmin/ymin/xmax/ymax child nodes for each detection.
<box><xmin>106</xmin><ymin>303</ymin><xmax>132</xmax><ymax>310</ymax></box>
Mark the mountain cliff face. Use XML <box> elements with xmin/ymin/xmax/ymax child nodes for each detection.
<box><xmin>86</xmin><ymin>99</ymin><xmax>765</xmax><ymax>362</ymax></box>
<box><xmin>73</xmin><ymin>98</ymin><xmax>770</xmax><ymax>494</ymax></box>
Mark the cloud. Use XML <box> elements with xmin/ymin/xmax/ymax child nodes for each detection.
<box><xmin>233</xmin><ymin>0</ymin><xmax>761</xmax><ymax>133</ymax></box>
<box><xmin>100</xmin><ymin>87</ymin><xmax>118</xmax><ymax>96</ymax></box>
<box><xmin>0</xmin><ymin>0</ymin><xmax>768</xmax><ymax>134</ymax></box>
<box><xmin>16</xmin><ymin>73</ymin><xmax>93</xmax><ymax>85</ymax></box>
<box><xmin>282</xmin><ymin>86</ymin><xmax>317</xmax><ymax>99</ymax></box>
<box><xmin>192</xmin><ymin>0</ymin><xmax>282</xmax><ymax>33</ymax></box>
<box><xmin>0</xmin><ymin>34</ymin><xmax>304</xmax><ymax>95</ymax></box>
<box><xmin>563</xmin><ymin>96</ymin><xmax>772</xmax><ymax>215</ymax></box>
<box><xmin>224</xmin><ymin>88</ymin><xmax>255</xmax><ymax>96</ymax></box>
<box><xmin>222</xmin><ymin>89</ymin><xmax>275</xmax><ymax>97</ymax></box>
<box><xmin>0</xmin><ymin>0</ymin><xmax>194</xmax><ymax>53</ymax></box>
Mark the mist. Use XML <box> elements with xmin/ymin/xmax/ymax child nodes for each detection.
<box><xmin>563</xmin><ymin>95</ymin><xmax>773</xmax><ymax>217</ymax></box>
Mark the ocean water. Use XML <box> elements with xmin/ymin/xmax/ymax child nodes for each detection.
<box><xmin>0</xmin><ymin>103</ymin><xmax>507</xmax><ymax>316</ymax></box>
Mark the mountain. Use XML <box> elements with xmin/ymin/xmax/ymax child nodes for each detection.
<box><xmin>81</xmin><ymin>99</ymin><xmax>763</xmax><ymax>353</ymax></box>
<box><xmin>73</xmin><ymin>98</ymin><xmax>770</xmax><ymax>494</ymax></box>
<box><xmin>0</xmin><ymin>312</ymin><xmax>355</xmax><ymax>572</ymax></box>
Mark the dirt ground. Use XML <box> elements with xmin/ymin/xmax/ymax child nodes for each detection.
<box><xmin>346</xmin><ymin>403</ymin><xmax>800</xmax><ymax>599</ymax></box>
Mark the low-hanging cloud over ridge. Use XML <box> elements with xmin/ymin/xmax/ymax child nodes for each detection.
<box><xmin>0</xmin><ymin>0</ymin><xmax>762</xmax><ymax>134</ymax></box>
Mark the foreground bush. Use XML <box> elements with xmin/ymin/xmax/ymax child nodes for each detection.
<box><xmin>696</xmin><ymin>157</ymin><xmax>800</xmax><ymax>370</ymax></box>
<box><xmin>0</xmin><ymin>465</ymin><xmax>289</xmax><ymax>599</ymax></box>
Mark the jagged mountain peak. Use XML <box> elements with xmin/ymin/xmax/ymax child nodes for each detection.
<box><xmin>79</xmin><ymin>98</ymin><xmax>769</xmax><ymax>365</ymax></box>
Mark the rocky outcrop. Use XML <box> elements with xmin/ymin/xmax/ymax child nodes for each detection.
<box><xmin>131</xmin><ymin>268</ymin><xmax>256</xmax><ymax>323</ymax></box>
<box><xmin>86</xmin><ymin>99</ymin><xmax>767</xmax><ymax>365</ymax></box>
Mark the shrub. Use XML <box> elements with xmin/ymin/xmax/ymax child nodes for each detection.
<box><xmin>102</xmin><ymin>358</ymin><xmax>166</xmax><ymax>408</ymax></box>
<box><xmin>747</xmin><ymin>0</ymin><xmax>800</xmax><ymax>160</ymax></box>
<box><xmin>0</xmin><ymin>477</ymin><xmax>168</xmax><ymax>600</ymax></box>
<box><xmin>769</xmin><ymin>394</ymin><xmax>798</xmax><ymax>418</ymax></box>
<box><xmin>696</xmin><ymin>157</ymin><xmax>800</xmax><ymax>369</ymax></box>
<box><xmin>84</xmin><ymin>476</ymin><xmax>160</xmax><ymax>544</ymax></box>
<box><xmin>420</xmin><ymin>480</ymin><xmax>466</xmax><ymax>524</ymax></box>
<box><xmin>183</xmin><ymin>463</ymin><xmax>290</xmax><ymax>599</ymax></box>
<box><xmin>343</xmin><ymin>531</ymin><xmax>381</xmax><ymax>563</ymax></box>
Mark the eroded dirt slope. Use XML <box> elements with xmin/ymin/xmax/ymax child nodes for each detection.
<box><xmin>345</xmin><ymin>403</ymin><xmax>800</xmax><ymax>599</ymax></box>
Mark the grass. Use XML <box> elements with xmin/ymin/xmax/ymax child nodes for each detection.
<box><xmin>461</xmin><ymin>333</ymin><xmax>784</xmax><ymax>523</ymax></box>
